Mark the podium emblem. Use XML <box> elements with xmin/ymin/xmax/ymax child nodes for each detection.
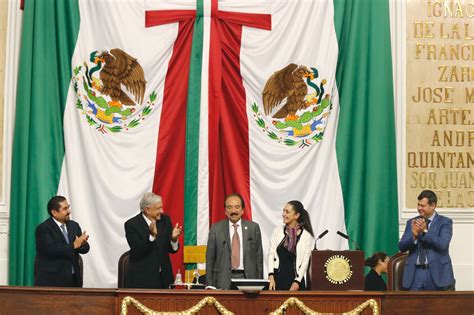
<box><xmin>324</xmin><ymin>255</ymin><xmax>353</xmax><ymax>284</ymax></box>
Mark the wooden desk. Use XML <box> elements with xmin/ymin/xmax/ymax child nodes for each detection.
<box><xmin>383</xmin><ymin>291</ymin><xmax>474</xmax><ymax>315</ymax></box>
<box><xmin>0</xmin><ymin>286</ymin><xmax>115</xmax><ymax>315</ymax></box>
<box><xmin>0</xmin><ymin>286</ymin><xmax>473</xmax><ymax>315</ymax></box>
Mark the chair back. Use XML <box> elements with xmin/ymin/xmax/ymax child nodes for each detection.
<box><xmin>117</xmin><ymin>250</ymin><xmax>130</xmax><ymax>288</ymax></box>
<box><xmin>78</xmin><ymin>255</ymin><xmax>84</xmax><ymax>281</ymax></box>
<box><xmin>387</xmin><ymin>251</ymin><xmax>409</xmax><ymax>291</ymax></box>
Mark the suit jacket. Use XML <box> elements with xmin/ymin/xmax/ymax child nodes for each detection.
<box><xmin>206</xmin><ymin>219</ymin><xmax>263</xmax><ymax>289</ymax></box>
<box><xmin>398</xmin><ymin>213</ymin><xmax>455</xmax><ymax>289</ymax></box>
<box><xmin>34</xmin><ymin>217</ymin><xmax>90</xmax><ymax>287</ymax></box>
<box><xmin>124</xmin><ymin>213</ymin><xmax>178</xmax><ymax>288</ymax></box>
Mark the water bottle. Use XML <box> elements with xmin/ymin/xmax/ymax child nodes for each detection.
<box><xmin>175</xmin><ymin>269</ymin><xmax>183</xmax><ymax>284</ymax></box>
<box><xmin>193</xmin><ymin>269</ymin><xmax>200</xmax><ymax>284</ymax></box>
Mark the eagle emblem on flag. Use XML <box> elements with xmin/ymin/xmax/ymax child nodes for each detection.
<box><xmin>73</xmin><ymin>48</ymin><xmax>157</xmax><ymax>134</ymax></box>
<box><xmin>252</xmin><ymin>64</ymin><xmax>332</xmax><ymax>148</ymax></box>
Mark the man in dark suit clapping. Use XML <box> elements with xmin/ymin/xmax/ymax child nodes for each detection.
<box><xmin>34</xmin><ymin>196</ymin><xmax>90</xmax><ymax>287</ymax></box>
<box><xmin>124</xmin><ymin>192</ymin><xmax>183</xmax><ymax>289</ymax></box>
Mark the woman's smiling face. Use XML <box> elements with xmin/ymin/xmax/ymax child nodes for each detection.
<box><xmin>282</xmin><ymin>203</ymin><xmax>300</xmax><ymax>227</ymax></box>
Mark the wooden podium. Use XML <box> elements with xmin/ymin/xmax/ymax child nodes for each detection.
<box><xmin>310</xmin><ymin>250</ymin><xmax>364</xmax><ymax>290</ymax></box>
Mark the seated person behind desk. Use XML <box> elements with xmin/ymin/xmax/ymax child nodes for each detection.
<box><xmin>364</xmin><ymin>252</ymin><xmax>388</xmax><ymax>291</ymax></box>
<box><xmin>268</xmin><ymin>200</ymin><xmax>315</xmax><ymax>291</ymax></box>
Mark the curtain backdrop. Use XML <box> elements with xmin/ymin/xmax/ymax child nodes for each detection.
<box><xmin>9</xmin><ymin>0</ymin><xmax>398</xmax><ymax>286</ymax></box>
<box><xmin>10</xmin><ymin>0</ymin><xmax>80</xmax><ymax>285</ymax></box>
<box><xmin>334</xmin><ymin>0</ymin><xmax>399</xmax><ymax>254</ymax></box>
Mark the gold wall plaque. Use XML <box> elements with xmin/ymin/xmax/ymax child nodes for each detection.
<box><xmin>406</xmin><ymin>0</ymin><xmax>474</xmax><ymax>209</ymax></box>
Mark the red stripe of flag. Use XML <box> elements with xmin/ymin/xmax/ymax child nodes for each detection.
<box><xmin>208</xmin><ymin>0</ymin><xmax>271</xmax><ymax>224</ymax></box>
<box><xmin>151</xmin><ymin>18</ymin><xmax>195</xmax><ymax>275</ymax></box>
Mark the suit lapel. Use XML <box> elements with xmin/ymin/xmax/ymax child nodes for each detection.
<box><xmin>428</xmin><ymin>214</ymin><xmax>441</xmax><ymax>235</ymax></box>
<box><xmin>241</xmin><ymin>220</ymin><xmax>248</xmax><ymax>255</ymax></box>
<box><xmin>65</xmin><ymin>221</ymin><xmax>76</xmax><ymax>244</ymax></box>
<box><xmin>138</xmin><ymin>213</ymin><xmax>152</xmax><ymax>239</ymax></box>
<box><xmin>224</xmin><ymin>221</ymin><xmax>231</xmax><ymax>252</ymax></box>
<box><xmin>48</xmin><ymin>217</ymin><xmax>69</xmax><ymax>244</ymax></box>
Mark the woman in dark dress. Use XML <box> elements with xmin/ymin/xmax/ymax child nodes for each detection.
<box><xmin>364</xmin><ymin>252</ymin><xmax>389</xmax><ymax>291</ymax></box>
<box><xmin>268</xmin><ymin>200</ymin><xmax>315</xmax><ymax>291</ymax></box>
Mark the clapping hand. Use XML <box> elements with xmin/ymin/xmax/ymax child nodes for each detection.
<box><xmin>411</xmin><ymin>217</ymin><xmax>426</xmax><ymax>239</ymax></box>
<box><xmin>172</xmin><ymin>223</ymin><xmax>183</xmax><ymax>241</ymax></box>
<box><xmin>73</xmin><ymin>231</ymin><xmax>89</xmax><ymax>249</ymax></box>
<box><xmin>149</xmin><ymin>221</ymin><xmax>158</xmax><ymax>237</ymax></box>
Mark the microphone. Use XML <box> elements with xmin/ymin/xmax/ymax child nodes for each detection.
<box><xmin>336</xmin><ymin>230</ymin><xmax>349</xmax><ymax>239</ymax></box>
<box><xmin>313</xmin><ymin>229</ymin><xmax>329</xmax><ymax>250</ymax></box>
<box><xmin>337</xmin><ymin>230</ymin><xmax>361</xmax><ymax>250</ymax></box>
<box><xmin>318</xmin><ymin>229</ymin><xmax>329</xmax><ymax>239</ymax></box>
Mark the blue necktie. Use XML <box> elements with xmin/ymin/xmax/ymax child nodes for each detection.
<box><xmin>418</xmin><ymin>219</ymin><xmax>431</xmax><ymax>264</ymax></box>
<box><xmin>60</xmin><ymin>224</ymin><xmax>69</xmax><ymax>243</ymax></box>
<box><xmin>60</xmin><ymin>224</ymin><xmax>75</xmax><ymax>274</ymax></box>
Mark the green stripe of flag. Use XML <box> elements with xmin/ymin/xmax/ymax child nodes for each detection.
<box><xmin>9</xmin><ymin>0</ymin><xmax>80</xmax><ymax>285</ymax></box>
<box><xmin>183</xmin><ymin>0</ymin><xmax>205</xmax><ymax>247</ymax></box>
<box><xmin>334</xmin><ymin>0</ymin><xmax>399</xmax><ymax>256</ymax></box>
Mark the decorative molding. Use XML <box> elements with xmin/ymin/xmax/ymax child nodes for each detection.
<box><xmin>390</xmin><ymin>0</ymin><xmax>407</xmax><ymax>223</ymax></box>
<box><xmin>0</xmin><ymin>221</ymin><xmax>8</xmax><ymax>235</ymax></box>
<box><xmin>399</xmin><ymin>208</ymin><xmax>474</xmax><ymax>223</ymax></box>
<box><xmin>1</xmin><ymin>0</ymin><xmax>22</xmax><ymax>214</ymax></box>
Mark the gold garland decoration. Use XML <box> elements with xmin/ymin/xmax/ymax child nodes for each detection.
<box><xmin>269</xmin><ymin>297</ymin><xmax>379</xmax><ymax>315</ymax></box>
<box><xmin>120</xmin><ymin>296</ymin><xmax>234</xmax><ymax>315</ymax></box>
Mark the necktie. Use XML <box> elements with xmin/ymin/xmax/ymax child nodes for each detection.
<box><xmin>61</xmin><ymin>224</ymin><xmax>75</xmax><ymax>274</ymax></box>
<box><xmin>418</xmin><ymin>219</ymin><xmax>431</xmax><ymax>264</ymax></box>
<box><xmin>231</xmin><ymin>224</ymin><xmax>240</xmax><ymax>269</ymax></box>
<box><xmin>60</xmin><ymin>224</ymin><xmax>69</xmax><ymax>244</ymax></box>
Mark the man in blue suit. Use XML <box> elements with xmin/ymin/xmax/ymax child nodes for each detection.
<box><xmin>398</xmin><ymin>190</ymin><xmax>455</xmax><ymax>291</ymax></box>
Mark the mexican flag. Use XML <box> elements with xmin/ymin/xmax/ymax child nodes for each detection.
<box><xmin>10</xmin><ymin>0</ymin><xmax>398</xmax><ymax>287</ymax></box>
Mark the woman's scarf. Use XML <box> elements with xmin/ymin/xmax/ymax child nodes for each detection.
<box><xmin>284</xmin><ymin>224</ymin><xmax>301</xmax><ymax>254</ymax></box>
